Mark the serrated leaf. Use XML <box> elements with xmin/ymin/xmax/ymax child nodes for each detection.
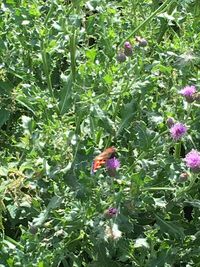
<box><xmin>147</xmin><ymin>247</ymin><xmax>177</xmax><ymax>267</ymax></box>
<box><xmin>155</xmin><ymin>214</ymin><xmax>185</xmax><ymax>240</ymax></box>
<box><xmin>32</xmin><ymin>196</ymin><xmax>62</xmax><ymax>227</ymax></box>
<box><xmin>91</xmin><ymin>104</ymin><xmax>115</xmax><ymax>134</ymax></box>
<box><xmin>117</xmin><ymin>99</ymin><xmax>137</xmax><ymax>135</ymax></box>
<box><xmin>134</xmin><ymin>121</ymin><xmax>156</xmax><ymax>150</ymax></box>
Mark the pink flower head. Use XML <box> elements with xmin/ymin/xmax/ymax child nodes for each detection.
<box><xmin>105</xmin><ymin>208</ymin><xmax>118</xmax><ymax>217</ymax></box>
<box><xmin>106</xmin><ymin>157</ymin><xmax>120</xmax><ymax>170</ymax></box>
<box><xmin>180</xmin><ymin>85</ymin><xmax>197</xmax><ymax>102</ymax></box>
<box><xmin>124</xmin><ymin>41</ymin><xmax>132</xmax><ymax>49</ymax></box>
<box><xmin>124</xmin><ymin>41</ymin><xmax>133</xmax><ymax>57</ymax></box>
<box><xmin>184</xmin><ymin>149</ymin><xmax>200</xmax><ymax>172</ymax></box>
<box><xmin>170</xmin><ymin>123</ymin><xmax>187</xmax><ymax>140</ymax></box>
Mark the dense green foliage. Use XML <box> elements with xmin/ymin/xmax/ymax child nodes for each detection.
<box><xmin>1</xmin><ymin>0</ymin><xmax>200</xmax><ymax>266</ymax></box>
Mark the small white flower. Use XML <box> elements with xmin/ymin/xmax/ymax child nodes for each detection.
<box><xmin>104</xmin><ymin>223</ymin><xmax>122</xmax><ymax>240</ymax></box>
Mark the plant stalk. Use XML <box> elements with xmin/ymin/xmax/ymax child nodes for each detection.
<box><xmin>174</xmin><ymin>142</ymin><xmax>181</xmax><ymax>159</ymax></box>
<box><xmin>41</xmin><ymin>40</ymin><xmax>54</xmax><ymax>100</ymax></box>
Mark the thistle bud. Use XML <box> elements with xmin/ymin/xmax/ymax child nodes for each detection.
<box><xmin>166</xmin><ymin>117</ymin><xmax>175</xmax><ymax>128</ymax></box>
<box><xmin>116</xmin><ymin>52</ymin><xmax>126</xmax><ymax>63</ymax></box>
<box><xmin>139</xmin><ymin>39</ymin><xmax>148</xmax><ymax>47</ymax></box>
<box><xmin>193</xmin><ymin>92</ymin><xmax>200</xmax><ymax>103</ymax></box>
<box><xmin>179</xmin><ymin>172</ymin><xmax>189</xmax><ymax>182</ymax></box>
<box><xmin>135</xmin><ymin>36</ymin><xmax>148</xmax><ymax>47</ymax></box>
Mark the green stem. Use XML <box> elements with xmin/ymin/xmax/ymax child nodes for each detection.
<box><xmin>4</xmin><ymin>236</ymin><xmax>24</xmax><ymax>250</ymax></box>
<box><xmin>184</xmin><ymin>102</ymin><xmax>192</xmax><ymax>121</ymax></box>
<box><xmin>174</xmin><ymin>142</ymin><xmax>181</xmax><ymax>159</ymax></box>
<box><xmin>40</xmin><ymin>40</ymin><xmax>54</xmax><ymax>99</ymax></box>
<box><xmin>141</xmin><ymin>187</ymin><xmax>175</xmax><ymax>191</ymax></box>
<box><xmin>119</xmin><ymin>0</ymin><xmax>176</xmax><ymax>47</ymax></box>
<box><xmin>70</xmin><ymin>30</ymin><xmax>77</xmax><ymax>81</ymax></box>
<box><xmin>44</xmin><ymin>0</ymin><xmax>55</xmax><ymax>25</ymax></box>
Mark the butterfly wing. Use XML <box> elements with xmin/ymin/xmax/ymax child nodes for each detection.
<box><xmin>91</xmin><ymin>147</ymin><xmax>116</xmax><ymax>174</ymax></box>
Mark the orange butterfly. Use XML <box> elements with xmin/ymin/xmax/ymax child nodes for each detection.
<box><xmin>91</xmin><ymin>147</ymin><xmax>116</xmax><ymax>174</ymax></box>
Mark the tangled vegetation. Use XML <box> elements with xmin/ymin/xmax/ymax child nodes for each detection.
<box><xmin>0</xmin><ymin>0</ymin><xmax>200</xmax><ymax>266</ymax></box>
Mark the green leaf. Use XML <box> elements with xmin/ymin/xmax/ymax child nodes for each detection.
<box><xmin>155</xmin><ymin>214</ymin><xmax>185</xmax><ymax>240</ymax></box>
<box><xmin>0</xmin><ymin>80</ymin><xmax>14</xmax><ymax>94</ymax></box>
<box><xmin>147</xmin><ymin>247</ymin><xmax>177</xmax><ymax>267</ymax></box>
<box><xmin>7</xmin><ymin>204</ymin><xmax>17</xmax><ymax>219</ymax></box>
<box><xmin>59</xmin><ymin>72</ymin><xmax>73</xmax><ymax>115</ymax></box>
<box><xmin>46</xmin><ymin>195</ymin><xmax>62</xmax><ymax>210</ymax></box>
<box><xmin>134</xmin><ymin>121</ymin><xmax>156</xmax><ymax>150</ymax></box>
<box><xmin>21</xmin><ymin>115</ymin><xmax>35</xmax><ymax>134</ymax></box>
<box><xmin>117</xmin><ymin>100</ymin><xmax>137</xmax><ymax>135</ymax></box>
<box><xmin>91</xmin><ymin>104</ymin><xmax>115</xmax><ymax>134</ymax></box>
<box><xmin>103</xmin><ymin>74</ymin><xmax>113</xmax><ymax>85</ymax></box>
<box><xmin>32</xmin><ymin>196</ymin><xmax>62</xmax><ymax>227</ymax></box>
<box><xmin>0</xmin><ymin>166</ymin><xmax>8</xmax><ymax>176</ymax></box>
<box><xmin>86</xmin><ymin>48</ymin><xmax>97</xmax><ymax>62</ymax></box>
<box><xmin>0</xmin><ymin>109</ymin><xmax>10</xmax><ymax>128</ymax></box>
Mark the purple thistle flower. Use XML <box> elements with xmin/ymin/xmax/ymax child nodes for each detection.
<box><xmin>105</xmin><ymin>207</ymin><xmax>118</xmax><ymax>218</ymax></box>
<box><xmin>170</xmin><ymin>123</ymin><xmax>187</xmax><ymax>140</ymax></box>
<box><xmin>106</xmin><ymin>157</ymin><xmax>120</xmax><ymax>170</ymax></box>
<box><xmin>184</xmin><ymin>149</ymin><xmax>200</xmax><ymax>172</ymax></box>
<box><xmin>108</xmin><ymin>208</ymin><xmax>118</xmax><ymax>216</ymax></box>
<box><xmin>124</xmin><ymin>41</ymin><xmax>133</xmax><ymax>57</ymax></box>
<box><xmin>180</xmin><ymin>85</ymin><xmax>197</xmax><ymax>102</ymax></box>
